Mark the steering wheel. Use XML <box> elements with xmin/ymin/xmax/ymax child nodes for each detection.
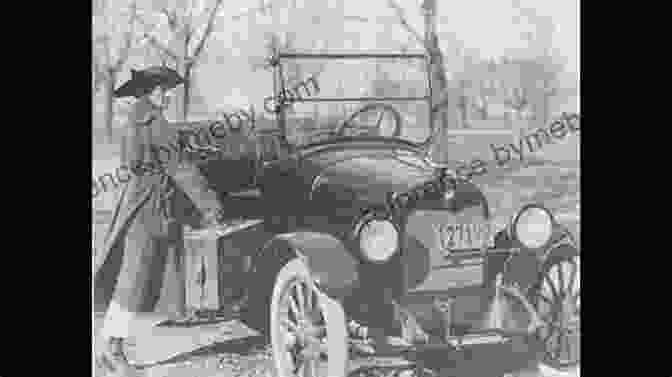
<box><xmin>335</xmin><ymin>103</ymin><xmax>403</xmax><ymax>138</ymax></box>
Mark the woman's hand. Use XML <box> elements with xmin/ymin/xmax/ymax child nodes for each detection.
<box><xmin>200</xmin><ymin>207</ymin><xmax>224</xmax><ymax>228</ymax></box>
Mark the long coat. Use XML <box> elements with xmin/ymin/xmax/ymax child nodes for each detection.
<box><xmin>93</xmin><ymin>97</ymin><xmax>222</xmax><ymax>316</ymax></box>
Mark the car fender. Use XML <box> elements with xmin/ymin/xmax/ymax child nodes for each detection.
<box><xmin>542</xmin><ymin>223</ymin><xmax>579</xmax><ymax>262</ymax></box>
<box><xmin>251</xmin><ymin>232</ymin><xmax>360</xmax><ymax>300</ymax></box>
<box><xmin>484</xmin><ymin>230</ymin><xmax>514</xmax><ymax>286</ymax></box>
<box><xmin>543</xmin><ymin>239</ymin><xmax>579</xmax><ymax>268</ymax></box>
<box><xmin>488</xmin><ymin>224</ymin><xmax>578</xmax><ymax>279</ymax></box>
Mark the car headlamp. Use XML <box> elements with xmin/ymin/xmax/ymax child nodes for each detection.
<box><xmin>356</xmin><ymin>216</ymin><xmax>399</xmax><ymax>263</ymax></box>
<box><xmin>509</xmin><ymin>204</ymin><xmax>555</xmax><ymax>250</ymax></box>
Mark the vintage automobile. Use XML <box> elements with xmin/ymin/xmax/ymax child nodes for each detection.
<box><xmin>185</xmin><ymin>49</ymin><xmax>580</xmax><ymax>377</ymax></box>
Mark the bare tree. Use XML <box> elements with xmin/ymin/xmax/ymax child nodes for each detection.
<box><xmin>504</xmin><ymin>86</ymin><xmax>529</xmax><ymax>120</ymax></box>
<box><xmin>133</xmin><ymin>0</ymin><xmax>224</xmax><ymax>121</ymax></box>
<box><xmin>535</xmin><ymin>56</ymin><xmax>563</xmax><ymax>124</ymax></box>
<box><xmin>388</xmin><ymin>0</ymin><xmax>461</xmax><ymax>162</ymax></box>
<box><xmin>387</xmin><ymin>0</ymin><xmax>468</xmax><ymax>135</ymax></box>
<box><xmin>231</xmin><ymin>0</ymin><xmax>273</xmax><ymax>20</ymax></box>
<box><xmin>456</xmin><ymin>80</ymin><xmax>470</xmax><ymax>128</ymax></box>
<box><xmin>504</xmin><ymin>57</ymin><xmax>562</xmax><ymax>126</ymax></box>
<box><xmin>93</xmin><ymin>0</ymin><xmax>138</xmax><ymax>142</ymax></box>
<box><xmin>452</xmin><ymin>50</ymin><xmax>481</xmax><ymax>128</ymax></box>
<box><xmin>510</xmin><ymin>0</ymin><xmax>563</xmax><ymax>125</ymax></box>
<box><xmin>387</xmin><ymin>0</ymin><xmax>427</xmax><ymax>50</ymax></box>
<box><xmin>473</xmin><ymin>92</ymin><xmax>489</xmax><ymax>120</ymax></box>
<box><xmin>450</xmin><ymin>52</ymin><xmax>486</xmax><ymax>127</ymax></box>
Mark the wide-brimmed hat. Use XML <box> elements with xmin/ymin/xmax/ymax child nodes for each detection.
<box><xmin>113</xmin><ymin>66</ymin><xmax>186</xmax><ymax>99</ymax></box>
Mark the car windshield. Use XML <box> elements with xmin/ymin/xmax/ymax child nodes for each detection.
<box><xmin>265</xmin><ymin>53</ymin><xmax>434</xmax><ymax>148</ymax></box>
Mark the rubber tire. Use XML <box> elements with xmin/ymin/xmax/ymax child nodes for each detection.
<box><xmin>239</xmin><ymin>250</ymin><xmax>295</xmax><ymax>337</ymax></box>
<box><xmin>530</xmin><ymin>254</ymin><xmax>580</xmax><ymax>371</ymax></box>
<box><xmin>270</xmin><ymin>258</ymin><xmax>348</xmax><ymax>377</ymax></box>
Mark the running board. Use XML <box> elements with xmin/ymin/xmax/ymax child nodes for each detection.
<box><xmin>355</xmin><ymin>329</ymin><xmax>524</xmax><ymax>358</ymax></box>
<box><xmin>445</xmin><ymin>332</ymin><xmax>508</xmax><ymax>348</ymax></box>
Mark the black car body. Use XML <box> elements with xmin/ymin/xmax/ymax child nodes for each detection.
<box><xmin>187</xmin><ymin>50</ymin><xmax>580</xmax><ymax>376</ymax></box>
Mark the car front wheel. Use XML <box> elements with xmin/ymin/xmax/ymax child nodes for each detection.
<box><xmin>271</xmin><ymin>257</ymin><xmax>348</xmax><ymax>377</ymax></box>
<box><xmin>532</xmin><ymin>254</ymin><xmax>580</xmax><ymax>370</ymax></box>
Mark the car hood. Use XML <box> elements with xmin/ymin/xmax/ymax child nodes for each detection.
<box><xmin>299</xmin><ymin>140</ymin><xmax>439</xmax><ymax>206</ymax></box>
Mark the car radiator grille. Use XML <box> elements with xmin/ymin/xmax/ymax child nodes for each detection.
<box><xmin>403</xmin><ymin>206</ymin><xmax>493</xmax><ymax>292</ymax></box>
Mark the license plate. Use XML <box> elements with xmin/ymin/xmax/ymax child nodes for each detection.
<box><xmin>433</xmin><ymin>223</ymin><xmax>494</xmax><ymax>254</ymax></box>
<box><xmin>406</xmin><ymin>210</ymin><xmax>490</xmax><ymax>292</ymax></box>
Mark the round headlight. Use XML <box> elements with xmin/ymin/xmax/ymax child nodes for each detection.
<box><xmin>510</xmin><ymin>204</ymin><xmax>554</xmax><ymax>250</ymax></box>
<box><xmin>358</xmin><ymin>219</ymin><xmax>399</xmax><ymax>263</ymax></box>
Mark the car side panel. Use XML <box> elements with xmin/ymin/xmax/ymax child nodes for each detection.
<box><xmin>251</xmin><ymin>232</ymin><xmax>360</xmax><ymax>301</ymax></box>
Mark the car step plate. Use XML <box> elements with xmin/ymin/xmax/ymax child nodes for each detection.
<box><xmin>446</xmin><ymin>333</ymin><xmax>507</xmax><ymax>347</ymax></box>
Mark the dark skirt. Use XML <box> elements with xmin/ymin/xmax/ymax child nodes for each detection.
<box><xmin>93</xmin><ymin>173</ymin><xmax>200</xmax><ymax>315</ymax></box>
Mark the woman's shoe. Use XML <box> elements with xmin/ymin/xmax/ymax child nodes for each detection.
<box><xmin>97</xmin><ymin>337</ymin><xmax>138</xmax><ymax>376</ymax></box>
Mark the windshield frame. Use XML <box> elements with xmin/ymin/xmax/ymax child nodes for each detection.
<box><xmin>267</xmin><ymin>50</ymin><xmax>438</xmax><ymax>152</ymax></box>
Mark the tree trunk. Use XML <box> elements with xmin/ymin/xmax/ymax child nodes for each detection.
<box><xmin>458</xmin><ymin>95</ymin><xmax>469</xmax><ymax>129</ymax></box>
<box><xmin>180</xmin><ymin>64</ymin><xmax>192</xmax><ymax>122</ymax></box>
<box><xmin>171</xmin><ymin>60</ymin><xmax>186</xmax><ymax>121</ymax></box>
<box><xmin>529</xmin><ymin>86</ymin><xmax>545</xmax><ymax>128</ymax></box>
<box><xmin>103</xmin><ymin>70</ymin><xmax>117</xmax><ymax>143</ymax></box>
<box><xmin>423</xmin><ymin>1</ymin><xmax>457</xmax><ymax>162</ymax></box>
<box><xmin>169</xmin><ymin>29</ymin><xmax>189</xmax><ymax>121</ymax></box>
<box><xmin>542</xmin><ymin>84</ymin><xmax>554</xmax><ymax>124</ymax></box>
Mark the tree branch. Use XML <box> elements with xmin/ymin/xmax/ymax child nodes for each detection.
<box><xmin>386</xmin><ymin>0</ymin><xmax>428</xmax><ymax>51</ymax></box>
<box><xmin>92</xmin><ymin>55</ymin><xmax>106</xmax><ymax>93</ymax></box>
<box><xmin>344</xmin><ymin>15</ymin><xmax>369</xmax><ymax>22</ymax></box>
<box><xmin>143</xmin><ymin>32</ymin><xmax>179</xmax><ymax>62</ymax></box>
<box><xmin>184</xmin><ymin>21</ymin><xmax>194</xmax><ymax>43</ymax></box>
<box><xmin>95</xmin><ymin>0</ymin><xmax>113</xmax><ymax>67</ymax></box>
<box><xmin>161</xmin><ymin>7</ymin><xmax>179</xmax><ymax>31</ymax></box>
<box><xmin>186</xmin><ymin>0</ymin><xmax>194</xmax><ymax>32</ymax></box>
<box><xmin>113</xmin><ymin>1</ymin><xmax>137</xmax><ymax>72</ymax></box>
<box><xmin>131</xmin><ymin>10</ymin><xmax>150</xmax><ymax>29</ymax></box>
<box><xmin>132</xmin><ymin>12</ymin><xmax>179</xmax><ymax>63</ymax></box>
<box><xmin>231</xmin><ymin>2</ymin><xmax>274</xmax><ymax>21</ymax></box>
<box><xmin>93</xmin><ymin>35</ymin><xmax>112</xmax><ymax>68</ymax></box>
<box><xmin>190</xmin><ymin>0</ymin><xmax>224</xmax><ymax>61</ymax></box>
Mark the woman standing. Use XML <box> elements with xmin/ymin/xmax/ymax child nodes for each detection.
<box><xmin>93</xmin><ymin>66</ymin><xmax>224</xmax><ymax>376</ymax></box>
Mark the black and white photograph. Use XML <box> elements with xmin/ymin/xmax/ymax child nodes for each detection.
<box><xmin>92</xmin><ymin>0</ymin><xmax>580</xmax><ymax>376</ymax></box>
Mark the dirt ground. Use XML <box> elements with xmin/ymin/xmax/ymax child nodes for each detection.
<box><xmin>93</xmin><ymin>309</ymin><xmax>578</xmax><ymax>377</ymax></box>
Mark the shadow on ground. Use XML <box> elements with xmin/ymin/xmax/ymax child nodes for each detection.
<box><xmin>136</xmin><ymin>334</ymin><xmax>268</xmax><ymax>370</ymax></box>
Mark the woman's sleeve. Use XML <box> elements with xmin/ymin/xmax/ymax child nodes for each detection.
<box><xmin>124</xmin><ymin>109</ymin><xmax>149</xmax><ymax>168</ymax></box>
<box><xmin>170</xmin><ymin>162</ymin><xmax>223</xmax><ymax>215</ymax></box>
<box><xmin>157</xmin><ymin>119</ymin><xmax>221</xmax><ymax>215</ymax></box>
<box><xmin>124</xmin><ymin>101</ymin><xmax>159</xmax><ymax>172</ymax></box>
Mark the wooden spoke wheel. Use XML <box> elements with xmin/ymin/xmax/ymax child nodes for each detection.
<box><xmin>271</xmin><ymin>258</ymin><xmax>348</xmax><ymax>377</ymax></box>
<box><xmin>532</xmin><ymin>255</ymin><xmax>580</xmax><ymax>370</ymax></box>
